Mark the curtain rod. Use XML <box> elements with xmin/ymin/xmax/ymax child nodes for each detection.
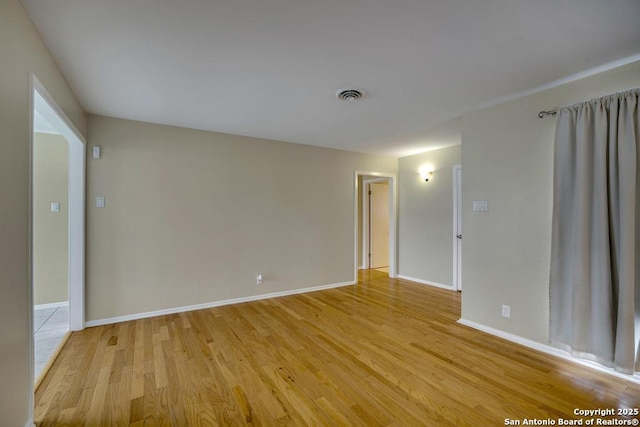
<box><xmin>538</xmin><ymin>87</ymin><xmax>639</xmax><ymax>119</ymax></box>
<box><xmin>538</xmin><ymin>110</ymin><xmax>557</xmax><ymax>119</ymax></box>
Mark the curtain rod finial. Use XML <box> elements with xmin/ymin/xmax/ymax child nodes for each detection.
<box><xmin>538</xmin><ymin>110</ymin><xmax>557</xmax><ymax>119</ymax></box>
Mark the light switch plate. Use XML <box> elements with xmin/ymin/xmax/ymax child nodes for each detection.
<box><xmin>92</xmin><ymin>146</ymin><xmax>101</xmax><ymax>159</ymax></box>
<box><xmin>96</xmin><ymin>196</ymin><xmax>105</xmax><ymax>208</ymax></box>
<box><xmin>50</xmin><ymin>202</ymin><xmax>60</xmax><ymax>212</ymax></box>
<box><xmin>472</xmin><ymin>200</ymin><xmax>488</xmax><ymax>212</ymax></box>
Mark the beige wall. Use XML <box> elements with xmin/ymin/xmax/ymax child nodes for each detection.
<box><xmin>398</xmin><ymin>145</ymin><xmax>461</xmax><ymax>285</ymax></box>
<box><xmin>86</xmin><ymin>115</ymin><xmax>396</xmax><ymax>321</ymax></box>
<box><xmin>461</xmin><ymin>60</ymin><xmax>640</xmax><ymax>344</ymax></box>
<box><xmin>33</xmin><ymin>133</ymin><xmax>69</xmax><ymax>305</ymax></box>
<box><xmin>0</xmin><ymin>0</ymin><xmax>86</xmax><ymax>425</ymax></box>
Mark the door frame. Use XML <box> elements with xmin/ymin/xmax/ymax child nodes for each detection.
<box><xmin>29</xmin><ymin>75</ymin><xmax>86</xmax><ymax>410</ymax></box>
<box><xmin>31</xmin><ymin>75</ymin><xmax>86</xmax><ymax>331</ymax></box>
<box><xmin>362</xmin><ymin>177</ymin><xmax>390</xmax><ymax>269</ymax></box>
<box><xmin>354</xmin><ymin>171</ymin><xmax>397</xmax><ymax>280</ymax></box>
<box><xmin>452</xmin><ymin>164</ymin><xmax>462</xmax><ymax>291</ymax></box>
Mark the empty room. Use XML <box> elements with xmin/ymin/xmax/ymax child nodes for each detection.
<box><xmin>2</xmin><ymin>0</ymin><xmax>640</xmax><ymax>426</ymax></box>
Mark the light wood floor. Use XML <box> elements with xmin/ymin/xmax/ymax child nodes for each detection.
<box><xmin>35</xmin><ymin>270</ymin><xmax>640</xmax><ymax>426</ymax></box>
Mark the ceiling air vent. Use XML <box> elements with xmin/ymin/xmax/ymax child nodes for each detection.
<box><xmin>336</xmin><ymin>88</ymin><xmax>365</xmax><ymax>102</ymax></box>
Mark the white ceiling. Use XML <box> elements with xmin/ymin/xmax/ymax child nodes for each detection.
<box><xmin>21</xmin><ymin>0</ymin><xmax>640</xmax><ymax>157</ymax></box>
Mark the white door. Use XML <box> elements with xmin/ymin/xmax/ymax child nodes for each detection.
<box><xmin>453</xmin><ymin>165</ymin><xmax>462</xmax><ymax>291</ymax></box>
<box><xmin>370</xmin><ymin>182</ymin><xmax>389</xmax><ymax>268</ymax></box>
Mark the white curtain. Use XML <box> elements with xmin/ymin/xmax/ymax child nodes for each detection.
<box><xmin>550</xmin><ymin>88</ymin><xmax>640</xmax><ymax>375</ymax></box>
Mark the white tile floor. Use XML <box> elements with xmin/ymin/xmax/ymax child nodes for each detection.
<box><xmin>34</xmin><ymin>304</ymin><xmax>69</xmax><ymax>379</ymax></box>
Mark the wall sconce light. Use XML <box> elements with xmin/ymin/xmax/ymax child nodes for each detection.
<box><xmin>419</xmin><ymin>168</ymin><xmax>434</xmax><ymax>182</ymax></box>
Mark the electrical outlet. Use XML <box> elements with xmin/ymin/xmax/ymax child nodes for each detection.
<box><xmin>256</xmin><ymin>273</ymin><xmax>263</xmax><ymax>285</ymax></box>
<box><xmin>501</xmin><ymin>305</ymin><xmax>511</xmax><ymax>318</ymax></box>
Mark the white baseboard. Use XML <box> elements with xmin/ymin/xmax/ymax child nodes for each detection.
<box><xmin>457</xmin><ymin>318</ymin><xmax>640</xmax><ymax>385</ymax></box>
<box><xmin>85</xmin><ymin>281</ymin><xmax>355</xmax><ymax>327</ymax></box>
<box><xmin>34</xmin><ymin>301</ymin><xmax>68</xmax><ymax>310</ymax></box>
<box><xmin>396</xmin><ymin>275</ymin><xmax>454</xmax><ymax>291</ymax></box>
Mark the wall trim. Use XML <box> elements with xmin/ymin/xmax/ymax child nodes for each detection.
<box><xmin>24</xmin><ymin>420</ymin><xmax>35</xmax><ymax>427</ymax></box>
<box><xmin>457</xmin><ymin>318</ymin><xmax>640</xmax><ymax>385</ymax></box>
<box><xmin>34</xmin><ymin>301</ymin><xmax>68</xmax><ymax>310</ymax></box>
<box><xmin>397</xmin><ymin>274</ymin><xmax>454</xmax><ymax>291</ymax></box>
<box><xmin>465</xmin><ymin>53</ymin><xmax>640</xmax><ymax>116</ymax></box>
<box><xmin>32</xmin><ymin>75</ymin><xmax>86</xmax><ymax>333</ymax></box>
<box><xmin>29</xmin><ymin>74</ymin><xmax>87</xmax><ymax>427</ymax></box>
<box><xmin>85</xmin><ymin>280</ymin><xmax>355</xmax><ymax>327</ymax></box>
<box><xmin>452</xmin><ymin>164</ymin><xmax>462</xmax><ymax>291</ymax></box>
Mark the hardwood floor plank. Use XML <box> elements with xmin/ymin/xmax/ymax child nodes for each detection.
<box><xmin>86</xmin><ymin>344</ymin><xmax>116</xmax><ymax>422</ymax></box>
<box><xmin>35</xmin><ymin>271</ymin><xmax>640</xmax><ymax>426</ymax></box>
<box><xmin>129</xmin><ymin>396</ymin><xmax>144</xmax><ymax>425</ymax></box>
<box><xmin>131</xmin><ymin>320</ymin><xmax>146</xmax><ymax>400</ymax></box>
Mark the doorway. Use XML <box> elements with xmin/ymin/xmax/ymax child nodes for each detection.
<box><xmin>366</xmin><ymin>179</ymin><xmax>389</xmax><ymax>271</ymax></box>
<box><xmin>30</xmin><ymin>76</ymin><xmax>85</xmax><ymax>389</ymax></box>
<box><xmin>32</xmin><ymin>126</ymin><xmax>70</xmax><ymax>379</ymax></box>
<box><xmin>354</xmin><ymin>171</ymin><xmax>397</xmax><ymax>281</ymax></box>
